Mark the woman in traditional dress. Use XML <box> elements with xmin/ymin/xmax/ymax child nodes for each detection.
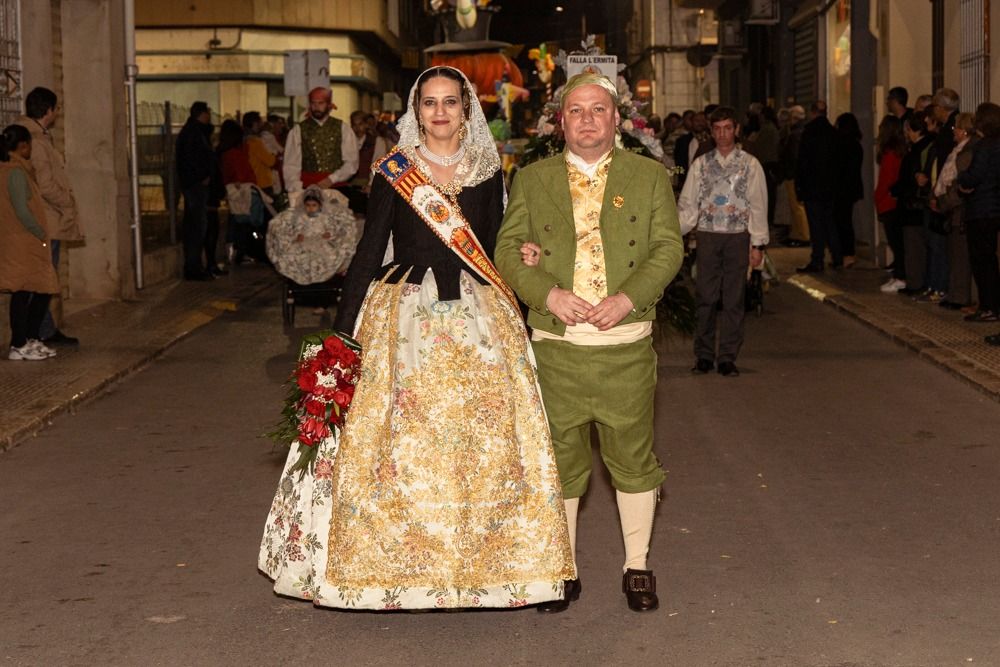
<box><xmin>259</xmin><ymin>66</ymin><xmax>575</xmax><ymax>610</ymax></box>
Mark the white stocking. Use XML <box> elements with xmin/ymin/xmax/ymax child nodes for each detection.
<box><xmin>616</xmin><ymin>489</ymin><xmax>657</xmax><ymax>572</ymax></box>
<box><xmin>564</xmin><ymin>497</ymin><xmax>579</xmax><ymax>570</ymax></box>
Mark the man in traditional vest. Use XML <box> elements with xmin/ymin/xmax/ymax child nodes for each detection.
<box><xmin>283</xmin><ymin>87</ymin><xmax>359</xmax><ymax>202</ymax></box>
<box><xmin>496</xmin><ymin>72</ymin><xmax>684</xmax><ymax>613</ymax></box>
<box><xmin>678</xmin><ymin>105</ymin><xmax>768</xmax><ymax>378</ymax></box>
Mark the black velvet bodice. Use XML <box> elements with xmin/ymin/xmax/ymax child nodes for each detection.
<box><xmin>333</xmin><ymin>169</ymin><xmax>505</xmax><ymax>333</ymax></box>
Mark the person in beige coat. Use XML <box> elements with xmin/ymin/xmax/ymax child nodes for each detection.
<box><xmin>18</xmin><ymin>87</ymin><xmax>82</xmax><ymax>347</ymax></box>
<box><xmin>1</xmin><ymin>124</ymin><xmax>59</xmax><ymax>361</ymax></box>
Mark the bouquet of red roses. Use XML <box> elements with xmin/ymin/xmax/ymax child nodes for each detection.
<box><xmin>270</xmin><ymin>330</ymin><xmax>362</xmax><ymax>476</ymax></box>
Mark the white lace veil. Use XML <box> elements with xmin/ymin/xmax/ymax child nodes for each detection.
<box><xmin>394</xmin><ymin>65</ymin><xmax>501</xmax><ymax>188</ymax></box>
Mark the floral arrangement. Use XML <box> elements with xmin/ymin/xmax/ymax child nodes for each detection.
<box><xmin>521</xmin><ymin>36</ymin><xmax>666</xmax><ymax>166</ymax></box>
<box><xmin>270</xmin><ymin>330</ymin><xmax>361</xmax><ymax>476</ymax></box>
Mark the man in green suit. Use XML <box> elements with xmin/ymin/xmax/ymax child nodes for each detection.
<box><xmin>495</xmin><ymin>73</ymin><xmax>683</xmax><ymax>613</ymax></box>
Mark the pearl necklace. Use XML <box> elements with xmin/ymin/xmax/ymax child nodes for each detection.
<box><xmin>418</xmin><ymin>143</ymin><xmax>466</xmax><ymax>167</ymax></box>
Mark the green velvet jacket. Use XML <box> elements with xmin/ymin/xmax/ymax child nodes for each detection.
<box><xmin>495</xmin><ymin>148</ymin><xmax>684</xmax><ymax>336</ymax></box>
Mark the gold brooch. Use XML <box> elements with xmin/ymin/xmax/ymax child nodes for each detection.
<box><xmin>613</xmin><ymin>195</ymin><xmax>624</xmax><ymax>209</ymax></box>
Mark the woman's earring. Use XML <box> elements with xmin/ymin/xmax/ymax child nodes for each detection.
<box><xmin>419</xmin><ymin>124</ymin><xmax>426</xmax><ymax>143</ymax></box>
<box><xmin>458</xmin><ymin>123</ymin><xmax>468</xmax><ymax>142</ymax></box>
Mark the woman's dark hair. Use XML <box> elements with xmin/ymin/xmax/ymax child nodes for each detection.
<box><xmin>413</xmin><ymin>67</ymin><xmax>471</xmax><ymax>120</ymax></box>
<box><xmin>876</xmin><ymin>114</ymin><xmax>906</xmax><ymax>163</ymax></box>
<box><xmin>216</xmin><ymin>119</ymin><xmax>245</xmax><ymax>154</ymax></box>
<box><xmin>241</xmin><ymin>111</ymin><xmax>262</xmax><ymax>132</ymax></box>
<box><xmin>1</xmin><ymin>124</ymin><xmax>32</xmax><ymax>162</ymax></box>
<box><xmin>835</xmin><ymin>112</ymin><xmax>862</xmax><ymax>141</ymax></box>
<box><xmin>906</xmin><ymin>110</ymin><xmax>928</xmax><ymax>137</ymax></box>
<box><xmin>974</xmin><ymin>102</ymin><xmax>1000</xmax><ymax>139</ymax></box>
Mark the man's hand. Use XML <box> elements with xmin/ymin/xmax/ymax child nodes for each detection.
<box><xmin>546</xmin><ymin>287</ymin><xmax>593</xmax><ymax>326</ymax></box>
<box><xmin>750</xmin><ymin>247</ymin><xmax>763</xmax><ymax>268</ymax></box>
<box><xmin>915</xmin><ymin>173</ymin><xmax>929</xmax><ymax>187</ymax></box>
<box><xmin>316</xmin><ymin>176</ymin><xmax>334</xmax><ymax>189</ymax></box>
<box><xmin>585</xmin><ymin>292</ymin><xmax>635</xmax><ymax>331</ymax></box>
<box><xmin>520</xmin><ymin>242</ymin><xmax>542</xmax><ymax>267</ymax></box>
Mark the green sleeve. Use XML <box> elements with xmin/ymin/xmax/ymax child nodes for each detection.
<box><xmin>8</xmin><ymin>170</ymin><xmax>46</xmax><ymax>241</ymax></box>
<box><xmin>495</xmin><ymin>171</ymin><xmax>561</xmax><ymax>314</ymax></box>
<box><xmin>616</xmin><ymin>165</ymin><xmax>684</xmax><ymax>316</ymax></box>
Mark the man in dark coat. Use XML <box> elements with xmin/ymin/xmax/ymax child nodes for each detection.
<box><xmin>175</xmin><ymin>101</ymin><xmax>217</xmax><ymax>280</ymax></box>
<box><xmin>795</xmin><ymin>100</ymin><xmax>840</xmax><ymax>272</ymax></box>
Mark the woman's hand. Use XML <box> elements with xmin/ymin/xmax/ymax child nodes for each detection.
<box><xmin>520</xmin><ymin>242</ymin><xmax>542</xmax><ymax>267</ymax></box>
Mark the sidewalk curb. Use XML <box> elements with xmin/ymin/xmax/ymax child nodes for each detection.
<box><xmin>787</xmin><ymin>275</ymin><xmax>1000</xmax><ymax>403</ymax></box>
<box><xmin>0</xmin><ymin>281</ymin><xmax>274</xmax><ymax>453</ymax></box>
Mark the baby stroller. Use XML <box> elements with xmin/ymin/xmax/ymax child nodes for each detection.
<box><xmin>266</xmin><ymin>187</ymin><xmax>360</xmax><ymax>327</ymax></box>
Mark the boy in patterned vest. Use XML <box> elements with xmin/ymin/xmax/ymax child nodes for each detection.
<box><xmin>678</xmin><ymin>106</ymin><xmax>769</xmax><ymax>377</ymax></box>
<box><xmin>283</xmin><ymin>87</ymin><xmax>359</xmax><ymax>203</ymax></box>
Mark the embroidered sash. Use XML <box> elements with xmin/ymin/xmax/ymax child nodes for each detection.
<box><xmin>375</xmin><ymin>148</ymin><xmax>520</xmax><ymax>313</ymax></box>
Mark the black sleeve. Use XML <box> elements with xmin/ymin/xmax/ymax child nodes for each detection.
<box><xmin>481</xmin><ymin>170</ymin><xmax>506</xmax><ymax>262</ymax></box>
<box><xmin>333</xmin><ymin>174</ymin><xmax>395</xmax><ymax>334</ymax></box>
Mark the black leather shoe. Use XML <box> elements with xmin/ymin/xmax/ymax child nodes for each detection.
<box><xmin>796</xmin><ymin>263</ymin><xmax>823</xmax><ymax>273</ymax></box>
<box><xmin>718</xmin><ymin>361</ymin><xmax>739</xmax><ymax>377</ymax></box>
<box><xmin>41</xmin><ymin>330</ymin><xmax>79</xmax><ymax>347</ymax></box>
<box><xmin>622</xmin><ymin>568</ymin><xmax>658</xmax><ymax>612</ymax></box>
<box><xmin>691</xmin><ymin>358</ymin><xmax>714</xmax><ymax>374</ymax></box>
<box><xmin>536</xmin><ymin>578</ymin><xmax>581</xmax><ymax>613</ymax></box>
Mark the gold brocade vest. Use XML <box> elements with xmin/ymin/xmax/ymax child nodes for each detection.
<box><xmin>566</xmin><ymin>153</ymin><xmax>613</xmax><ymax>305</ymax></box>
<box><xmin>300</xmin><ymin>117</ymin><xmax>344</xmax><ymax>175</ymax></box>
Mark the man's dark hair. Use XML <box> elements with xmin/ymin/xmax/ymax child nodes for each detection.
<box><xmin>708</xmin><ymin>106</ymin><xmax>738</xmax><ymax>126</ymax></box>
<box><xmin>24</xmin><ymin>87</ymin><xmax>57</xmax><ymax>119</ymax></box>
<box><xmin>266</xmin><ymin>113</ymin><xmax>286</xmax><ymax>124</ymax></box>
<box><xmin>888</xmin><ymin>86</ymin><xmax>909</xmax><ymax>107</ymax></box>
<box><xmin>241</xmin><ymin>111</ymin><xmax>262</xmax><ymax>131</ymax></box>
<box><xmin>907</xmin><ymin>110</ymin><xmax>928</xmax><ymax>136</ymax></box>
<box><xmin>704</xmin><ymin>103</ymin><xmax>719</xmax><ymax>116</ymax></box>
<box><xmin>189</xmin><ymin>101</ymin><xmax>210</xmax><ymax>119</ymax></box>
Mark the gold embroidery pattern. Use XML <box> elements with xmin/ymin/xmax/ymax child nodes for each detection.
<box><xmin>321</xmin><ymin>272</ymin><xmax>575</xmax><ymax>608</ymax></box>
<box><xmin>567</xmin><ymin>154</ymin><xmax>613</xmax><ymax>304</ymax></box>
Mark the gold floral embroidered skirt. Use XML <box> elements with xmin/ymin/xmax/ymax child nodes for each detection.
<box><xmin>259</xmin><ymin>270</ymin><xmax>575</xmax><ymax>609</ymax></box>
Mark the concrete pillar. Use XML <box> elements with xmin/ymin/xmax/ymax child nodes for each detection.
<box><xmin>19</xmin><ymin>2</ymin><xmax>54</xmax><ymax>91</ymax></box>
<box><xmin>852</xmin><ymin>0</ymin><xmax>878</xmax><ymax>258</ymax></box>
<box><xmin>60</xmin><ymin>0</ymin><xmax>135</xmax><ymax>301</ymax></box>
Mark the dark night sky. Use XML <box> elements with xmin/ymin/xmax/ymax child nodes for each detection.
<box><xmin>486</xmin><ymin>0</ymin><xmax>629</xmax><ymax>58</ymax></box>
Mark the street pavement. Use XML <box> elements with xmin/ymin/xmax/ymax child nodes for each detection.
<box><xmin>3</xmin><ymin>273</ymin><xmax>1000</xmax><ymax>667</ymax></box>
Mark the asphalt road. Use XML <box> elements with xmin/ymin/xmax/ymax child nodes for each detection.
<box><xmin>3</xmin><ymin>281</ymin><xmax>1000</xmax><ymax>667</ymax></box>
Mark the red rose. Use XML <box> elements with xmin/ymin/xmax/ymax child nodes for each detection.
<box><xmin>339</xmin><ymin>348</ymin><xmax>358</xmax><ymax>368</ymax></box>
<box><xmin>333</xmin><ymin>390</ymin><xmax>351</xmax><ymax>408</ymax></box>
<box><xmin>299</xmin><ymin>416</ymin><xmax>330</xmax><ymax>446</ymax></box>
<box><xmin>296</xmin><ymin>371</ymin><xmax>317</xmax><ymax>393</ymax></box>
<box><xmin>324</xmin><ymin>336</ymin><xmax>346</xmax><ymax>357</ymax></box>
<box><xmin>304</xmin><ymin>400</ymin><xmax>326</xmax><ymax>417</ymax></box>
<box><xmin>316</xmin><ymin>349</ymin><xmax>332</xmax><ymax>366</ymax></box>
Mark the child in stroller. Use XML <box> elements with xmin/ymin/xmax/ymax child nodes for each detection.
<box><xmin>266</xmin><ymin>186</ymin><xmax>360</xmax><ymax>324</ymax></box>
